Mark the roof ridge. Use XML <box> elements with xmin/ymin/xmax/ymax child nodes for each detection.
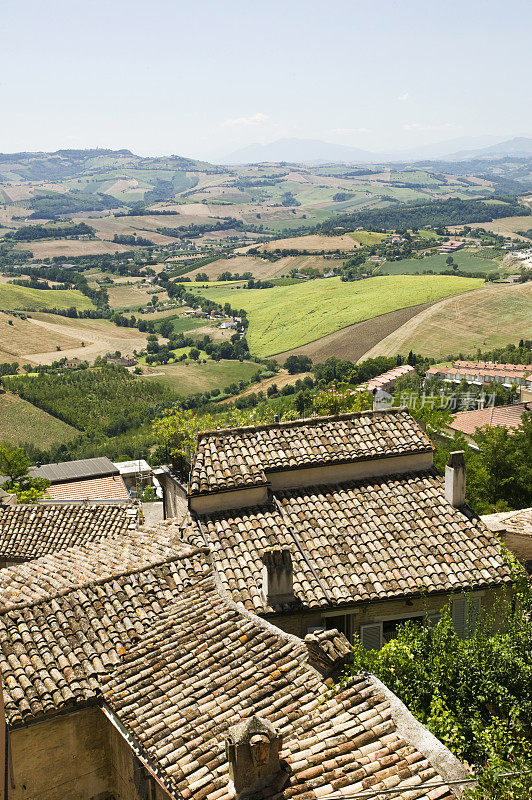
<box><xmin>196</xmin><ymin>407</ymin><xmax>408</xmax><ymax>440</ymax></box>
<box><xmin>0</xmin><ymin>545</ymin><xmax>209</xmax><ymax>616</ymax></box>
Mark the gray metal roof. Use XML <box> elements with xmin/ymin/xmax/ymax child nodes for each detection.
<box><xmin>29</xmin><ymin>457</ymin><xmax>118</xmax><ymax>484</ymax></box>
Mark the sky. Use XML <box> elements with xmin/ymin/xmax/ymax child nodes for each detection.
<box><xmin>1</xmin><ymin>0</ymin><xmax>531</xmax><ymax>160</ymax></box>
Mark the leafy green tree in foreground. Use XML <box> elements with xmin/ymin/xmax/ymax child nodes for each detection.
<box><xmin>336</xmin><ymin>575</ymin><xmax>532</xmax><ymax>799</ymax></box>
<box><xmin>0</xmin><ymin>443</ymin><xmax>50</xmax><ymax>502</ymax></box>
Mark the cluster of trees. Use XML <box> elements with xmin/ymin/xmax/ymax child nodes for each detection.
<box><xmin>7</xmin><ymin>363</ymin><xmax>173</xmax><ymax>438</ymax></box>
<box><xmin>112</xmin><ymin>234</ymin><xmax>154</xmax><ymax>246</ymax></box>
<box><xmin>317</xmin><ymin>197</ymin><xmax>530</xmax><ymax>236</ymax></box>
<box><xmin>216</xmin><ymin>271</ymin><xmax>254</xmax><ymax>281</ymax></box>
<box><xmin>27</xmin><ymin>191</ymin><xmax>121</xmax><ymax>219</ymax></box>
<box><xmin>280</xmin><ymin>191</ymin><xmax>301</xmax><ymax>207</ymax></box>
<box><xmin>5</xmin><ymin>222</ymin><xmax>95</xmax><ymax>241</ymax></box>
<box><xmin>284</xmin><ymin>354</ymin><xmax>312</xmax><ymax>374</ymax></box>
<box><xmin>143</xmin><ymin>330</ymin><xmax>250</xmax><ymax>366</ymax></box>
<box><xmin>157</xmin><ymin>218</ymin><xmax>246</xmax><ymax>239</ymax></box>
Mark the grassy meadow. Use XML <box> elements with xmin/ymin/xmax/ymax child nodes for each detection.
<box><xmin>188</xmin><ymin>275</ymin><xmax>483</xmax><ymax>356</ymax></box>
<box><xmin>0</xmin><ymin>283</ymin><xmax>94</xmax><ymax>312</ymax></box>
<box><xmin>140</xmin><ymin>359</ymin><xmax>258</xmax><ymax>395</ymax></box>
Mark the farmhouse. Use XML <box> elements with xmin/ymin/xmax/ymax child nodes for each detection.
<box><xmin>0</xmin><ymin>519</ymin><xmax>468</xmax><ymax>800</ymax></box>
<box><xmin>437</xmin><ymin>241</ymin><xmax>465</xmax><ymax>254</ymax></box>
<box><xmin>183</xmin><ymin>410</ymin><xmax>512</xmax><ymax>646</ymax></box>
<box><xmin>481</xmin><ymin>506</ymin><xmax>532</xmax><ymax>573</ymax></box>
<box><xmin>358</xmin><ymin>364</ymin><xmax>415</xmax><ymax>394</ymax></box>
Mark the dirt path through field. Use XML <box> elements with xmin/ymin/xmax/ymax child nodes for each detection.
<box><xmin>358</xmin><ymin>283</ymin><xmax>531</xmax><ymax>361</ymax></box>
<box><xmin>24</xmin><ymin>317</ymin><xmax>148</xmax><ymax>365</ymax></box>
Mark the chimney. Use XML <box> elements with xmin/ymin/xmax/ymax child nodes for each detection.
<box><xmin>261</xmin><ymin>549</ymin><xmax>295</xmax><ymax>606</ymax></box>
<box><xmin>445</xmin><ymin>451</ymin><xmax>466</xmax><ymax>507</ymax></box>
<box><xmin>304</xmin><ymin>628</ymin><xmax>352</xmax><ymax>679</ymax></box>
<box><xmin>226</xmin><ymin>716</ymin><xmax>290</xmax><ymax>799</ymax></box>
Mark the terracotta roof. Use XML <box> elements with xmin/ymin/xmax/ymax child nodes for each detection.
<box><xmin>448</xmin><ymin>403</ymin><xmax>531</xmax><ymax>436</ymax></box>
<box><xmin>481</xmin><ymin>508</ymin><xmax>532</xmax><ymax>538</ymax></box>
<box><xmin>43</xmin><ymin>474</ymin><xmax>131</xmax><ymax>502</ymax></box>
<box><xmin>0</xmin><ymin>520</ymin><xmax>188</xmax><ymax>610</ymax></box>
<box><xmin>189</xmin><ymin>410</ymin><xmax>432</xmax><ymax>496</ymax></box>
<box><xmin>187</xmin><ymin>471</ymin><xmax>511</xmax><ymax>613</ymax></box>
<box><xmin>0</xmin><ymin>552</ymin><xmax>210</xmax><ymax>728</ymax></box>
<box><xmin>101</xmin><ymin>576</ymin><xmax>459</xmax><ymax>800</ymax></box>
<box><xmin>0</xmin><ymin>503</ymin><xmax>137</xmax><ymax>561</ymax></box>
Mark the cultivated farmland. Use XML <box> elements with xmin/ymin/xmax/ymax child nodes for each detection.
<box><xmin>380</xmin><ymin>251</ymin><xmax>499</xmax><ymax>274</ymax></box>
<box><xmin>0</xmin><ymin>391</ymin><xmax>78</xmax><ymax>448</ymax></box>
<box><xmin>0</xmin><ymin>283</ymin><xmax>94</xmax><ymax>312</ymax></box>
<box><xmin>0</xmin><ymin>313</ymin><xmax>83</xmax><ymax>362</ymax></box>
<box><xmin>360</xmin><ymin>282</ymin><xmax>532</xmax><ymax>360</ymax></box>
<box><xmin>189</xmin><ymin>275</ymin><xmax>483</xmax><ymax>357</ymax></box>
<box><xmin>140</xmin><ymin>359</ymin><xmax>259</xmax><ymax>396</ymax></box>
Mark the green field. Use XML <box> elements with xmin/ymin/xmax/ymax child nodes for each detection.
<box><xmin>380</xmin><ymin>251</ymin><xmax>498</xmax><ymax>275</ymax></box>
<box><xmin>0</xmin><ymin>391</ymin><xmax>78</xmax><ymax>448</ymax></box>
<box><xmin>189</xmin><ymin>275</ymin><xmax>483</xmax><ymax>356</ymax></box>
<box><xmin>363</xmin><ymin>282</ymin><xmax>532</xmax><ymax>361</ymax></box>
<box><xmin>0</xmin><ymin>283</ymin><xmax>94</xmax><ymax>311</ymax></box>
<box><xmin>141</xmin><ymin>359</ymin><xmax>258</xmax><ymax>395</ymax></box>
<box><xmin>349</xmin><ymin>231</ymin><xmax>387</xmax><ymax>246</ymax></box>
<box><xmin>152</xmin><ymin>315</ymin><xmax>208</xmax><ymax>335</ymax></box>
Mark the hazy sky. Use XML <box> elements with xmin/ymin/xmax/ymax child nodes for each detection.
<box><xmin>1</xmin><ymin>0</ymin><xmax>531</xmax><ymax>159</ymax></box>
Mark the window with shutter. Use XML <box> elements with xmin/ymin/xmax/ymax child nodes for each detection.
<box><xmin>466</xmin><ymin>596</ymin><xmax>482</xmax><ymax>637</ymax></box>
<box><xmin>360</xmin><ymin>623</ymin><xmax>382</xmax><ymax>650</ymax></box>
<box><xmin>453</xmin><ymin>596</ymin><xmax>481</xmax><ymax>639</ymax></box>
<box><xmin>452</xmin><ymin>598</ymin><xmax>467</xmax><ymax>639</ymax></box>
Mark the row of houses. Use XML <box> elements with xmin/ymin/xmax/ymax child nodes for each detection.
<box><xmin>2</xmin><ymin>408</ymin><xmax>527</xmax><ymax>799</ymax></box>
<box><xmin>427</xmin><ymin>360</ymin><xmax>532</xmax><ymax>390</ymax></box>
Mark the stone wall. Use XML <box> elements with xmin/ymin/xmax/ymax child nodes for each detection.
<box><xmin>9</xmin><ymin>707</ymin><xmax>111</xmax><ymax>800</ymax></box>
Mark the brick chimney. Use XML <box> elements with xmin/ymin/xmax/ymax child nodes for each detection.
<box><xmin>226</xmin><ymin>716</ymin><xmax>290</xmax><ymax>799</ymax></box>
<box><xmin>445</xmin><ymin>451</ymin><xmax>466</xmax><ymax>508</ymax></box>
<box><xmin>261</xmin><ymin>549</ymin><xmax>295</xmax><ymax>606</ymax></box>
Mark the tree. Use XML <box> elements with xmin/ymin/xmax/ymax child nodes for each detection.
<box><xmin>313</xmin><ymin>387</ymin><xmax>372</xmax><ymax>416</ymax></box>
<box><xmin>338</xmin><ymin>578</ymin><xmax>532</xmax><ymax>800</ymax></box>
<box><xmin>0</xmin><ymin>443</ymin><xmax>30</xmax><ymax>482</ymax></box>
<box><xmin>446</xmin><ymin>255</ymin><xmax>454</xmax><ymax>266</ymax></box>
<box><xmin>0</xmin><ymin>443</ymin><xmax>50</xmax><ymax>502</ymax></box>
<box><xmin>189</xmin><ymin>348</ymin><xmax>200</xmax><ymax>361</ymax></box>
<box><xmin>284</xmin><ymin>355</ymin><xmax>313</xmax><ymax>374</ymax></box>
<box><xmin>158</xmin><ymin>320</ymin><xmax>174</xmax><ymax>339</ymax></box>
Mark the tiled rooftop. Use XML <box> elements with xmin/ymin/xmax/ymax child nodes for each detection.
<box><xmin>187</xmin><ymin>471</ymin><xmax>512</xmax><ymax>613</ymax></box>
<box><xmin>189</xmin><ymin>410</ymin><xmax>432</xmax><ymax>496</ymax></box>
<box><xmin>448</xmin><ymin>403</ymin><xmax>531</xmax><ymax>436</ymax></box>
<box><xmin>0</xmin><ymin>550</ymin><xmax>210</xmax><ymax>727</ymax></box>
<box><xmin>0</xmin><ymin>520</ymin><xmax>188</xmax><ymax>610</ymax></box>
<box><xmin>0</xmin><ymin>540</ymin><xmax>459</xmax><ymax>800</ymax></box>
<box><xmin>102</xmin><ymin>574</ymin><xmax>459</xmax><ymax>800</ymax></box>
<box><xmin>0</xmin><ymin>503</ymin><xmax>137</xmax><ymax>561</ymax></box>
<box><xmin>481</xmin><ymin>507</ymin><xmax>532</xmax><ymax>538</ymax></box>
<box><xmin>43</xmin><ymin>474</ymin><xmax>131</xmax><ymax>502</ymax></box>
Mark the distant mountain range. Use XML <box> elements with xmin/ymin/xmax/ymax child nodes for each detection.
<box><xmin>221</xmin><ymin>136</ymin><xmax>532</xmax><ymax>165</ymax></box>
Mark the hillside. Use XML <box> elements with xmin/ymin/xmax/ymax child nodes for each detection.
<box><xmin>189</xmin><ymin>275</ymin><xmax>483</xmax><ymax>357</ymax></box>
